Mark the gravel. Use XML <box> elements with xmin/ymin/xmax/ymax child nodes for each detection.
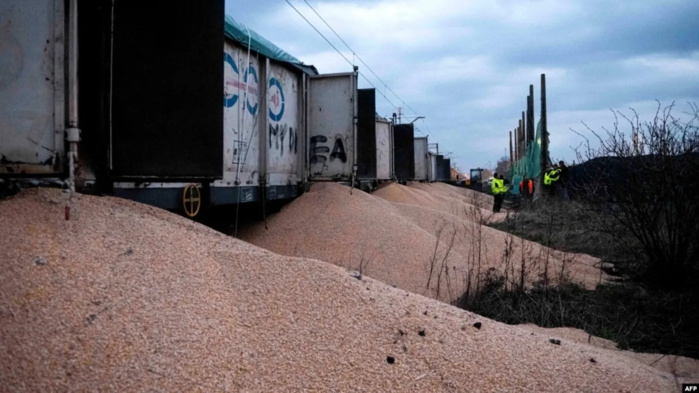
<box><xmin>0</xmin><ymin>187</ymin><xmax>679</xmax><ymax>391</ymax></box>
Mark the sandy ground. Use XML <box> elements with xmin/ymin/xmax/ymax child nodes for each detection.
<box><xmin>239</xmin><ymin>182</ymin><xmax>606</xmax><ymax>305</ymax></box>
<box><xmin>0</xmin><ymin>187</ymin><xmax>689</xmax><ymax>391</ymax></box>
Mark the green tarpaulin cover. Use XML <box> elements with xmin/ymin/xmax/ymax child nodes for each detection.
<box><xmin>509</xmin><ymin>119</ymin><xmax>545</xmax><ymax>195</ymax></box>
<box><xmin>224</xmin><ymin>15</ymin><xmax>318</xmax><ymax>75</ymax></box>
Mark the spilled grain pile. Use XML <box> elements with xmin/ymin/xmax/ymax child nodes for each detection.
<box><xmin>238</xmin><ymin>182</ymin><xmax>467</xmax><ymax>300</ymax></box>
<box><xmin>376</xmin><ymin>182</ymin><xmax>604</xmax><ymax>288</ymax></box>
<box><xmin>241</xmin><ymin>182</ymin><xmax>605</xmax><ymax>305</ymax></box>
<box><xmin>0</xmin><ymin>188</ymin><xmax>680</xmax><ymax>391</ymax></box>
<box><xmin>374</xmin><ymin>181</ymin><xmax>496</xmax><ymax>222</ymax></box>
<box><xmin>521</xmin><ymin>325</ymin><xmax>699</xmax><ymax>386</ymax></box>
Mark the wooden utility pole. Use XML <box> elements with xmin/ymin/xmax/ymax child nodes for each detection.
<box><xmin>541</xmin><ymin>73</ymin><xmax>548</xmax><ymax>174</ymax></box>
<box><xmin>526</xmin><ymin>96</ymin><xmax>531</xmax><ymax>148</ymax></box>
<box><xmin>517</xmin><ymin>121</ymin><xmax>521</xmax><ymax>160</ymax></box>
<box><xmin>527</xmin><ymin>85</ymin><xmax>536</xmax><ymax>144</ymax></box>
<box><xmin>521</xmin><ymin>111</ymin><xmax>526</xmax><ymax>152</ymax></box>
<box><xmin>509</xmin><ymin>130</ymin><xmax>513</xmax><ymax>167</ymax></box>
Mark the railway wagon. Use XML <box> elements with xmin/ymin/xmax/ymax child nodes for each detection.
<box><xmin>428</xmin><ymin>152</ymin><xmax>438</xmax><ymax>182</ymax></box>
<box><xmin>375</xmin><ymin>119</ymin><xmax>393</xmax><ymax>181</ymax></box>
<box><xmin>434</xmin><ymin>155</ymin><xmax>451</xmax><ymax>181</ymax></box>
<box><xmin>210</xmin><ymin>15</ymin><xmax>316</xmax><ymax>206</ymax></box>
<box><xmin>1</xmin><ymin>0</ymin><xmax>350</xmax><ymax>217</ymax></box>
<box><xmin>356</xmin><ymin>88</ymin><xmax>378</xmax><ymax>190</ymax></box>
<box><xmin>1</xmin><ymin>0</ymin><xmax>424</xmax><ymax>217</ymax></box>
<box><xmin>307</xmin><ymin>76</ymin><xmax>379</xmax><ymax>191</ymax></box>
<box><xmin>393</xmin><ymin>124</ymin><xmax>415</xmax><ymax>181</ymax></box>
<box><xmin>413</xmin><ymin>137</ymin><xmax>429</xmax><ymax>181</ymax></box>
<box><xmin>443</xmin><ymin>158</ymin><xmax>452</xmax><ymax>181</ymax></box>
<box><xmin>115</xmin><ymin>14</ymin><xmax>319</xmax><ymax>213</ymax></box>
<box><xmin>1</xmin><ymin>0</ymin><xmax>237</xmax><ymax>217</ymax></box>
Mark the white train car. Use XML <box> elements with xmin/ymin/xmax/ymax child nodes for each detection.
<box><xmin>211</xmin><ymin>17</ymin><xmax>314</xmax><ymax>205</ymax></box>
<box><xmin>413</xmin><ymin>137</ymin><xmax>429</xmax><ymax>181</ymax></box>
<box><xmin>375</xmin><ymin>119</ymin><xmax>393</xmax><ymax>181</ymax></box>
<box><xmin>307</xmin><ymin>73</ymin><xmax>358</xmax><ymax>182</ymax></box>
<box><xmin>0</xmin><ymin>1</ymin><xmax>425</xmax><ymax>219</ymax></box>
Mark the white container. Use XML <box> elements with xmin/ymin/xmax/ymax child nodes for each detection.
<box><xmin>428</xmin><ymin>152</ymin><xmax>438</xmax><ymax>182</ymax></box>
<box><xmin>375</xmin><ymin>120</ymin><xmax>392</xmax><ymax>180</ymax></box>
<box><xmin>307</xmin><ymin>72</ymin><xmax>357</xmax><ymax>181</ymax></box>
<box><xmin>219</xmin><ymin>40</ymin><xmax>261</xmax><ymax>187</ymax></box>
<box><xmin>266</xmin><ymin>62</ymin><xmax>302</xmax><ymax>188</ymax></box>
<box><xmin>413</xmin><ymin>137</ymin><xmax>428</xmax><ymax>181</ymax></box>
<box><xmin>0</xmin><ymin>0</ymin><xmax>65</xmax><ymax>175</ymax></box>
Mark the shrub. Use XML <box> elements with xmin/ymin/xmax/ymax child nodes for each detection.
<box><xmin>570</xmin><ymin>102</ymin><xmax>699</xmax><ymax>289</ymax></box>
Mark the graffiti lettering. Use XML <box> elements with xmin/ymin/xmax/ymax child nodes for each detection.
<box><xmin>269</xmin><ymin>124</ymin><xmax>285</xmax><ymax>153</ymax></box>
<box><xmin>310</xmin><ymin>135</ymin><xmax>328</xmax><ymax>164</ymax></box>
<box><xmin>310</xmin><ymin>135</ymin><xmax>347</xmax><ymax>164</ymax></box>
<box><xmin>330</xmin><ymin>138</ymin><xmax>347</xmax><ymax>162</ymax></box>
<box><xmin>269</xmin><ymin>124</ymin><xmax>297</xmax><ymax>157</ymax></box>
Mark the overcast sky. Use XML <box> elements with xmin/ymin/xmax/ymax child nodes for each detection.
<box><xmin>225</xmin><ymin>0</ymin><xmax>699</xmax><ymax>172</ymax></box>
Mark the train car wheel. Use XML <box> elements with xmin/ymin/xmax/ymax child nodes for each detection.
<box><xmin>182</xmin><ymin>184</ymin><xmax>202</xmax><ymax>218</ymax></box>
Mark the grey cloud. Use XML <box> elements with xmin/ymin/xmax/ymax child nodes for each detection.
<box><xmin>225</xmin><ymin>0</ymin><xmax>699</xmax><ymax>171</ymax></box>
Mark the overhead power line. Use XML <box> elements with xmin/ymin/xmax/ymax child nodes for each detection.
<box><xmin>285</xmin><ymin>0</ymin><xmax>352</xmax><ymax>66</ymax></box>
<box><xmin>286</xmin><ymin>0</ymin><xmax>428</xmax><ymax>134</ymax></box>
<box><xmin>301</xmin><ymin>0</ymin><xmax>424</xmax><ymax>120</ymax></box>
<box><xmin>285</xmin><ymin>1</ymin><xmax>400</xmax><ymax>115</ymax></box>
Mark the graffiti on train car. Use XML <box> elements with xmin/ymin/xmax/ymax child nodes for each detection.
<box><xmin>268</xmin><ymin>124</ymin><xmax>297</xmax><ymax>156</ymax></box>
<box><xmin>310</xmin><ymin>135</ymin><xmax>347</xmax><ymax>164</ymax></box>
<box><xmin>223</xmin><ymin>46</ymin><xmax>260</xmax><ymax>186</ymax></box>
<box><xmin>268</xmin><ymin>77</ymin><xmax>285</xmax><ymax>121</ymax></box>
<box><xmin>224</xmin><ymin>52</ymin><xmax>259</xmax><ymax>115</ymax></box>
<box><xmin>267</xmin><ymin>76</ymin><xmax>297</xmax><ymax>157</ymax></box>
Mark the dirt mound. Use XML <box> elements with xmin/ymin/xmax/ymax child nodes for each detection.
<box><xmin>0</xmin><ymin>188</ymin><xmax>678</xmax><ymax>391</ymax></box>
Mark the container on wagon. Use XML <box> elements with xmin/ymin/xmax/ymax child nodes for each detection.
<box><xmin>375</xmin><ymin>119</ymin><xmax>393</xmax><ymax>181</ymax></box>
<box><xmin>393</xmin><ymin>124</ymin><xmax>415</xmax><ymax>181</ymax></box>
<box><xmin>413</xmin><ymin>137</ymin><xmax>429</xmax><ymax>181</ymax></box>
<box><xmin>307</xmin><ymin>72</ymin><xmax>358</xmax><ymax>183</ymax></box>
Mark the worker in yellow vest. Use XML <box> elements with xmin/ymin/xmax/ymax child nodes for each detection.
<box><xmin>543</xmin><ymin>165</ymin><xmax>561</xmax><ymax>197</ymax></box>
<box><xmin>491</xmin><ymin>173</ymin><xmax>508</xmax><ymax>212</ymax></box>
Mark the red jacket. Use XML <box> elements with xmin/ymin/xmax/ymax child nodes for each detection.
<box><xmin>519</xmin><ymin>179</ymin><xmax>533</xmax><ymax>195</ymax></box>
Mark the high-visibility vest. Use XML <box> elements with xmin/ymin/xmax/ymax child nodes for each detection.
<box><xmin>491</xmin><ymin>178</ymin><xmax>506</xmax><ymax>194</ymax></box>
<box><xmin>549</xmin><ymin>169</ymin><xmax>561</xmax><ymax>182</ymax></box>
<box><xmin>544</xmin><ymin>169</ymin><xmax>560</xmax><ymax>185</ymax></box>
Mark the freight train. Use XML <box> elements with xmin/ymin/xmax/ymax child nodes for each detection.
<box><xmin>0</xmin><ymin>0</ymin><xmax>453</xmax><ymax>218</ymax></box>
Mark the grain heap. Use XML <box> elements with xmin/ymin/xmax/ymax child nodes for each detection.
<box><xmin>0</xmin><ymin>188</ymin><xmax>680</xmax><ymax>391</ymax></box>
<box><xmin>521</xmin><ymin>325</ymin><xmax>699</xmax><ymax>386</ymax></box>
<box><xmin>241</xmin><ymin>182</ymin><xmax>605</xmax><ymax>305</ymax></box>
<box><xmin>374</xmin><ymin>182</ymin><xmax>496</xmax><ymax>223</ymax></box>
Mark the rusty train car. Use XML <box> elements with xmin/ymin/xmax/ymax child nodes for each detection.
<box><xmin>0</xmin><ymin>0</ymin><xmax>440</xmax><ymax>218</ymax></box>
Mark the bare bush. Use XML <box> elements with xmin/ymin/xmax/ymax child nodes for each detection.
<box><xmin>571</xmin><ymin>102</ymin><xmax>699</xmax><ymax>288</ymax></box>
<box><xmin>425</xmin><ymin>221</ymin><xmax>459</xmax><ymax>303</ymax></box>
